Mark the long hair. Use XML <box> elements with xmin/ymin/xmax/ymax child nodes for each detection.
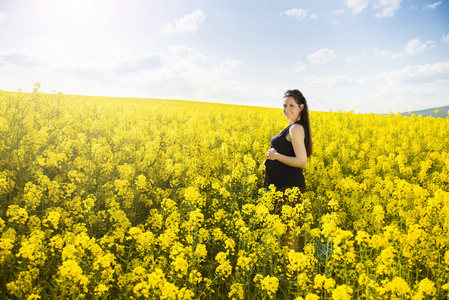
<box><xmin>284</xmin><ymin>89</ymin><xmax>313</xmax><ymax>157</ymax></box>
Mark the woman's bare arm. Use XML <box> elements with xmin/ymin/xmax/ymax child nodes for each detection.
<box><xmin>266</xmin><ymin>124</ymin><xmax>307</xmax><ymax>168</ymax></box>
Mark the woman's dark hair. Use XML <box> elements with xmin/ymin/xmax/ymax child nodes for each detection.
<box><xmin>284</xmin><ymin>89</ymin><xmax>313</xmax><ymax>157</ymax></box>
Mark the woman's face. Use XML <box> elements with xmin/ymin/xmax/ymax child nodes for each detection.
<box><xmin>283</xmin><ymin>96</ymin><xmax>302</xmax><ymax>122</ymax></box>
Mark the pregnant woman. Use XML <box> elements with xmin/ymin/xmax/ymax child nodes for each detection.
<box><xmin>264</xmin><ymin>89</ymin><xmax>313</xmax><ymax>250</ymax></box>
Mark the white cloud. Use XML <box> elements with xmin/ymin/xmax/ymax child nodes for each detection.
<box><xmin>56</xmin><ymin>65</ymin><xmax>108</xmax><ymax>80</ymax></box>
<box><xmin>307</xmin><ymin>49</ymin><xmax>336</xmax><ymax>64</ymax></box>
<box><xmin>280</xmin><ymin>8</ymin><xmax>313</xmax><ymax>20</ymax></box>
<box><xmin>291</xmin><ymin>61</ymin><xmax>307</xmax><ymax>72</ymax></box>
<box><xmin>341</xmin><ymin>0</ymin><xmax>403</xmax><ymax>18</ymax></box>
<box><xmin>377</xmin><ymin>61</ymin><xmax>449</xmax><ymax>84</ymax></box>
<box><xmin>345</xmin><ymin>49</ymin><xmax>370</xmax><ymax>62</ymax></box>
<box><xmin>277</xmin><ymin>61</ymin><xmax>307</xmax><ymax>73</ymax></box>
<box><xmin>341</xmin><ymin>0</ymin><xmax>370</xmax><ymax>14</ymax></box>
<box><xmin>306</xmin><ymin>75</ymin><xmax>362</xmax><ymax>87</ymax></box>
<box><xmin>0</xmin><ymin>11</ymin><xmax>6</xmax><ymax>24</ymax></box>
<box><xmin>48</xmin><ymin>45</ymin><xmax>245</xmax><ymax>103</ymax></box>
<box><xmin>113</xmin><ymin>52</ymin><xmax>163</xmax><ymax>75</ymax></box>
<box><xmin>373</xmin><ymin>0</ymin><xmax>402</xmax><ymax>18</ymax></box>
<box><xmin>374</xmin><ymin>49</ymin><xmax>391</xmax><ymax>58</ymax></box>
<box><xmin>443</xmin><ymin>33</ymin><xmax>449</xmax><ymax>44</ymax></box>
<box><xmin>0</xmin><ymin>49</ymin><xmax>44</xmax><ymax>67</ymax></box>
<box><xmin>424</xmin><ymin>1</ymin><xmax>442</xmax><ymax>9</ymax></box>
<box><xmin>391</xmin><ymin>38</ymin><xmax>435</xmax><ymax>59</ymax></box>
<box><xmin>403</xmin><ymin>38</ymin><xmax>435</xmax><ymax>55</ymax></box>
<box><xmin>46</xmin><ymin>46</ymin><xmax>211</xmax><ymax>88</ymax></box>
<box><xmin>48</xmin><ymin>55</ymin><xmax>111</xmax><ymax>80</ymax></box>
<box><xmin>345</xmin><ymin>56</ymin><xmax>359</xmax><ymax>62</ymax></box>
<box><xmin>215</xmin><ymin>59</ymin><xmax>241</xmax><ymax>73</ymax></box>
<box><xmin>161</xmin><ymin>9</ymin><xmax>205</xmax><ymax>34</ymax></box>
<box><xmin>169</xmin><ymin>46</ymin><xmax>206</xmax><ymax>63</ymax></box>
<box><xmin>148</xmin><ymin>50</ymin><xmax>249</xmax><ymax>103</ymax></box>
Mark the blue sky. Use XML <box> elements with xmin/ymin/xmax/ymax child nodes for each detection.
<box><xmin>0</xmin><ymin>0</ymin><xmax>448</xmax><ymax>113</ymax></box>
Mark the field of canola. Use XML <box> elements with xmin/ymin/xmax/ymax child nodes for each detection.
<box><xmin>0</xmin><ymin>85</ymin><xmax>448</xmax><ymax>299</ymax></box>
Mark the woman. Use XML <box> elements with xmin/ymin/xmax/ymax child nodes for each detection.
<box><xmin>265</xmin><ymin>90</ymin><xmax>312</xmax><ymax>191</ymax></box>
<box><xmin>264</xmin><ymin>89</ymin><xmax>313</xmax><ymax>250</ymax></box>
<box><xmin>265</xmin><ymin>89</ymin><xmax>312</xmax><ymax>191</ymax></box>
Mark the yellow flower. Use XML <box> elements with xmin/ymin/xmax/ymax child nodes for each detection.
<box><xmin>44</xmin><ymin>211</ymin><xmax>60</xmax><ymax>229</ymax></box>
<box><xmin>172</xmin><ymin>256</ymin><xmax>189</xmax><ymax>278</ymax></box>
<box><xmin>228</xmin><ymin>283</ymin><xmax>244</xmax><ymax>300</ymax></box>
<box><xmin>187</xmin><ymin>208</ymin><xmax>204</xmax><ymax>230</ymax></box>
<box><xmin>93</xmin><ymin>252</ymin><xmax>115</xmax><ymax>270</ymax></box>
<box><xmin>6</xmin><ymin>205</ymin><xmax>28</xmax><ymax>224</ymax></box>
<box><xmin>194</xmin><ymin>243</ymin><xmax>207</xmax><ymax>262</ymax></box>
<box><xmin>16</xmin><ymin>230</ymin><xmax>46</xmax><ymax>265</ymax></box>
<box><xmin>355</xmin><ymin>230</ymin><xmax>370</xmax><ymax>245</ymax></box>
<box><xmin>184</xmin><ymin>186</ymin><xmax>205</xmax><ymax>208</ymax></box>
<box><xmin>177</xmin><ymin>287</ymin><xmax>195</xmax><ymax>300</ymax></box>
<box><xmin>258</xmin><ymin>275</ymin><xmax>279</xmax><ymax>299</ymax></box>
<box><xmin>0</xmin><ymin>171</ymin><xmax>15</xmax><ymax>195</ymax></box>
<box><xmin>95</xmin><ymin>283</ymin><xmax>109</xmax><ymax>296</ymax></box>
<box><xmin>62</xmin><ymin>244</ymin><xmax>77</xmax><ymax>260</ymax></box>
<box><xmin>198</xmin><ymin>228</ymin><xmax>210</xmax><ymax>243</ymax></box>
<box><xmin>158</xmin><ymin>228</ymin><xmax>179</xmax><ymax>250</ymax></box>
<box><xmin>133</xmin><ymin>281</ymin><xmax>151</xmax><ymax>298</ymax></box>
<box><xmin>304</xmin><ymin>294</ymin><xmax>319</xmax><ymax>300</ymax></box>
<box><xmin>188</xmin><ymin>269</ymin><xmax>202</xmax><ymax>284</ymax></box>
<box><xmin>287</xmin><ymin>250</ymin><xmax>313</xmax><ymax>277</ymax></box>
<box><xmin>332</xmin><ymin>284</ymin><xmax>353</xmax><ymax>300</ymax></box>
<box><xmin>413</xmin><ymin>278</ymin><xmax>436</xmax><ymax>300</ymax></box>
<box><xmin>314</xmin><ymin>274</ymin><xmax>336</xmax><ymax>292</ymax></box>
<box><xmin>324</xmin><ymin>277</ymin><xmax>336</xmax><ymax>292</ymax></box>
<box><xmin>224</xmin><ymin>238</ymin><xmax>236</xmax><ymax>254</ymax></box>
<box><xmin>215</xmin><ymin>252</ymin><xmax>232</xmax><ymax>279</ymax></box>
<box><xmin>162</xmin><ymin>198</ymin><xmax>177</xmax><ymax>212</ymax></box>
<box><xmin>135</xmin><ymin>174</ymin><xmax>149</xmax><ymax>191</ymax></box>
<box><xmin>212</xmin><ymin>227</ymin><xmax>224</xmax><ymax>241</ymax></box>
<box><xmin>0</xmin><ymin>237</ymin><xmax>14</xmax><ymax>263</ymax></box>
<box><xmin>2</xmin><ymin>87</ymin><xmax>449</xmax><ymax>299</ymax></box>
<box><xmin>372</xmin><ymin>204</ymin><xmax>385</xmax><ymax>224</ymax></box>
<box><xmin>237</xmin><ymin>255</ymin><xmax>252</xmax><ymax>272</ymax></box>
<box><xmin>383</xmin><ymin>276</ymin><xmax>411</xmax><ymax>297</ymax></box>
<box><xmin>58</xmin><ymin>259</ymin><xmax>89</xmax><ymax>285</ymax></box>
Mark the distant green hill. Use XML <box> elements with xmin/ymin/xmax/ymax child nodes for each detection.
<box><xmin>401</xmin><ymin>105</ymin><xmax>449</xmax><ymax>118</ymax></box>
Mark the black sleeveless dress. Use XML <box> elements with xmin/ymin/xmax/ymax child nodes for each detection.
<box><xmin>264</xmin><ymin>121</ymin><xmax>306</xmax><ymax>190</ymax></box>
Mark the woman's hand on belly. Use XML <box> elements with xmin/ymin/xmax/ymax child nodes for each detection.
<box><xmin>266</xmin><ymin>148</ymin><xmax>279</xmax><ymax>160</ymax></box>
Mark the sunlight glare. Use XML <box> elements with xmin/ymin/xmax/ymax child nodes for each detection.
<box><xmin>39</xmin><ymin>0</ymin><xmax>115</xmax><ymax>38</ymax></box>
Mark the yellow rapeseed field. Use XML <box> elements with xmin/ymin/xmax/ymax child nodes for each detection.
<box><xmin>0</xmin><ymin>84</ymin><xmax>448</xmax><ymax>299</ymax></box>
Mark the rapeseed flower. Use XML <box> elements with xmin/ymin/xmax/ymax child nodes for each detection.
<box><xmin>7</xmin><ymin>205</ymin><xmax>28</xmax><ymax>224</ymax></box>
<box><xmin>215</xmin><ymin>252</ymin><xmax>232</xmax><ymax>279</ymax></box>
<box><xmin>257</xmin><ymin>274</ymin><xmax>279</xmax><ymax>299</ymax></box>
<box><xmin>332</xmin><ymin>284</ymin><xmax>353</xmax><ymax>300</ymax></box>
<box><xmin>413</xmin><ymin>278</ymin><xmax>436</xmax><ymax>300</ymax></box>
<box><xmin>229</xmin><ymin>283</ymin><xmax>244</xmax><ymax>299</ymax></box>
<box><xmin>304</xmin><ymin>294</ymin><xmax>320</xmax><ymax>300</ymax></box>
<box><xmin>1</xmin><ymin>90</ymin><xmax>448</xmax><ymax>299</ymax></box>
<box><xmin>382</xmin><ymin>276</ymin><xmax>411</xmax><ymax>298</ymax></box>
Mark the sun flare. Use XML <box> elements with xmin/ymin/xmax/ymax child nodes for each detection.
<box><xmin>38</xmin><ymin>0</ymin><xmax>115</xmax><ymax>37</ymax></box>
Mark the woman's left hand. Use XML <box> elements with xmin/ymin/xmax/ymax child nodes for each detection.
<box><xmin>266</xmin><ymin>148</ymin><xmax>278</xmax><ymax>160</ymax></box>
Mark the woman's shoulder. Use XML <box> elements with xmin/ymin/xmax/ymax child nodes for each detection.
<box><xmin>289</xmin><ymin>122</ymin><xmax>305</xmax><ymax>136</ymax></box>
<box><xmin>290</xmin><ymin>121</ymin><xmax>305</xmax><ymax>130</ymax></box>
<box><xmin>294</xmin><ymin>120</ymin><xmax>305</xmax><ymax>127</ymax></box>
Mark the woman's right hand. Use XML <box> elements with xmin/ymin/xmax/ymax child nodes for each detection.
<box><xmin>266</xmin><ymin>148</ymin><xmax>278</xmax><ymax>160</ymax></box>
